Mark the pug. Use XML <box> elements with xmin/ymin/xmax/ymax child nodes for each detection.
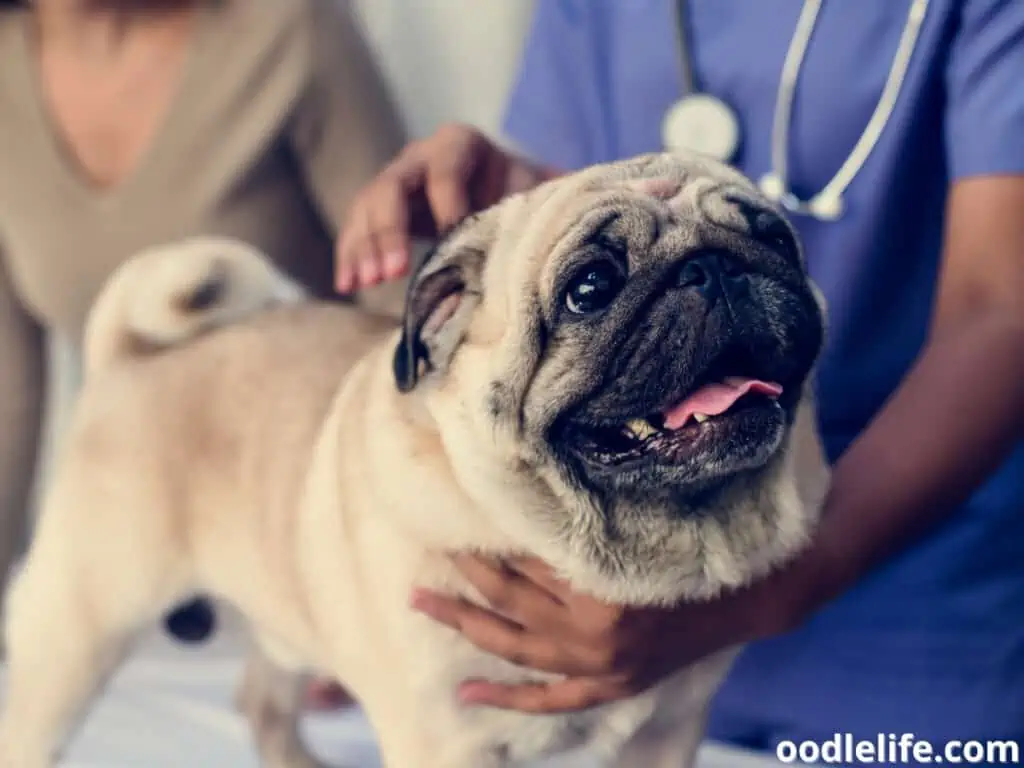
<box><xmin>0</xmin><ymin>152</ymin><xmax>829</xmax><ymax>768</ymax></box>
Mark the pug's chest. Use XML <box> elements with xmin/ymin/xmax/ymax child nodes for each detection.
<box><xmin>414</xmin><ymin>661</ymin><xmax>655</xmax><ymax>763</ymax></box>
<box><xmin>344</xmin><ymin>542</ymin><xmax>713</xmax><ymax>761</ymax></box>
<box><xmin>392</xmin><ymin>594</ymin><xmax>739</xmax><ymax>763</ymax></box>
<box><xmin>396</xmin><ymin>617</ymin><xmax>656</xmax><ymax>763</ymax></box>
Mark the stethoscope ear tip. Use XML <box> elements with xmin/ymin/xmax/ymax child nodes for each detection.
<box><xmin>759</xmin><ymin>173</ymin><xmax>844</xmax><ymax>221</ymax></box>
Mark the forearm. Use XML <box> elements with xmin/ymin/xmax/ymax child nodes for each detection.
<box><xmin>802</xmin><ymin>311</ymin><xmax>1024</xmax><ymax>606</ymax></box>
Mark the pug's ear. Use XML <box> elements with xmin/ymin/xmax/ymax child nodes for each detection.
<box><xmin>392</xmin><ymin>215</ymin><xmax>495</xmax><ymax>393</ymax></box>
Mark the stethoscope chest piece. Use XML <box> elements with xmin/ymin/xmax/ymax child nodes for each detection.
<box><xmin>661</xmin><ymin>93</ymin><xmax>740</xmax><ymax>162</ymax></box>
<box><xmin>667</xmin><ymin>0</ymin><xmax>929</xmax><ymax>222</ymax></box>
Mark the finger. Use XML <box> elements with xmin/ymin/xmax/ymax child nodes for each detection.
<box><xmin>381</xmin><ymin>247</ymin><xmax>410</xmax><ymax>281</ymax></box>
<box><xmin>357</xmin><ymin>254</ymin><xmax>382</xmax><ymax>288</ymax></box>
<box><xmin>348</xmin><ymin>214</ymin><xmax>383</xmax><ymax>290</ymax></box>
<box><xmin>424</xmin><ymin>146</ymin><xmax>478</xmax><ymax>233</ymax></box>
<box><xmin>335</xmin><ymin>208</ymin><xmax>369</xmax><ymax>293</ymax></box>
<box><xmin>431</xmin><ymin>123</ymin><xmax>485</xmax><ymax>214</ymax></box>
<box><xmin>335</xmin><ymin>255</ymin><xmax>357</xmax><ymax>293</ymax></box>
<box><xmin>336</xmin><ymin>143</ymin><xmax>427</xmax><ymax>288</ymax></box>
<box><xmin>336</xmin><ymin>206</ymin><xmax>380</xmax><ymax>292</ymax></box>
<box><xmin>351</xmin><ymin>210</ymin><xmax>407</xmax><ymax>290</ymax></box>
<box><xmin>411</xmin><ymin>590</ymin><xmax>593</xmax><ymax>676</ymax></box>
<box><xmin>365</xmin><ymin>174</ymin><xmax>418</xmax><ymax>273</ymax></box>
<box><xmin>501</xmin><ymin>557</ymin><xmax>571</xmax><ymax>604</ymax></box>
<box><xmin>456</xmin><ymin>676</ymin><xmax>629</xmax><ymax>714</ymax></box>
<box><xmin>425</xmin><ymin>175</ymin><xmax>472</xmax><ymax>234</ymax></box>
<box><xmin>500</xmin><ymin>557</ymin><xmax>628</xmax><ymax>646</ymax></box>
<box><xmin>451</xmin><ymin>554</ymin><xmax>564</xmax><ymax>629</ymax></box>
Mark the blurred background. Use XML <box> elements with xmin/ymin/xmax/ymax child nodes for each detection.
<box><xmin>352</xmin><ymin>0</ymin><xmax>536</xmax><ymax>139</ymax></box>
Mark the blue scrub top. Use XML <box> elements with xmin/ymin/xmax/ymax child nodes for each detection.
<box><xmin>503</xmin><ymin>0</ymin><xmax>1024</xmax><ymax>753</ymax></box>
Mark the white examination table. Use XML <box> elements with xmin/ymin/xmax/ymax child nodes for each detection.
<box><xmin>0</xmin><ymin>617</ymin><xmax>783</xmax><ymax>768</ymax></box>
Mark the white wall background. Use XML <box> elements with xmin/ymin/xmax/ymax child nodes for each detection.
<box><xmin>351</xmin><ymin>0</ymin><xmax>537</xmax><ymax>139</ymax></box>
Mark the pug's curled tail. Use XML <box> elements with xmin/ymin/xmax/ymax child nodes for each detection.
<box><xmin>83</xmin><ymin>236</ymin><xmax>306</xmax><ymax>376</ymax></box>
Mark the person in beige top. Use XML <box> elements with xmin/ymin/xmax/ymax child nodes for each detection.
<box><xmin>0</xmin><ymin>0</ymin><xmax>404</xmax><ymax>678</ymax></box>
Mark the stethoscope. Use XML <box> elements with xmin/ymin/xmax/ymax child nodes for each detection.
<box><xmin>661</xmin><ymin>0</ymin><xmax>930</xmax><ymax>221</ymax></box>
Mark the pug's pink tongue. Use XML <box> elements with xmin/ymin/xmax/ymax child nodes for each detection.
<box><xmin>662</xmin><ymin>378</ymin><xmax>783</xmax><ymax>430</ymax></box>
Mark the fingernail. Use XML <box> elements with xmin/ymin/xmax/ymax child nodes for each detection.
<box><xmin>337</xmin><ymin>263</ymin><xmax>356</xmax><ymax>291</ymax></box>
<box><xmin>383</xmin><ymin>250</ymin><xmax>406</xmax><ymax>276</ymax></box>
<box><xmin>458</xmin><ymin>682</ymin><xmax>490</xmax><ymax>704</ymax></box>
<box><xmin>409</xmin><ymin>589</ymin><xmax>434</xmax><ymax>612</ymax></box>
<box><xmin>359</xmin><ymin>259</ymin><xmax>380</xmax><ymax>286</ymax></box>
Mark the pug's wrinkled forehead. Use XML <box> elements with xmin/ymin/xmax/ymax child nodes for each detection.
<box><xmin>539</xmin><ymin>152</ymin><xmax>777</xmax><ymax>225</ymax></box>
<box><xmin>495</xmin><ymin>152</ymin><xmax>802</xmax><ymax>301</ymax></box>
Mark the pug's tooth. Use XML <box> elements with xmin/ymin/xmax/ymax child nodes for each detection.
<box><xmin>693</xmin><ymin>412</ymin><xmax>709</xmax><ymax>424</ymax></box>
<box><xmin>623</xmin><ymin>419</ymin><xmax>644</xmax><ymax>438</ymax></box>
<box><xmin>625</xmin><ymin>418</ymin><xmax>657</xmax><ymax>440</ymax></box>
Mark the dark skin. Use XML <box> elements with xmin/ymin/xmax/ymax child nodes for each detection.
<box><xmin>407</xmin><ymin>175</ymin><xmax>1024</xmax><ymax>713</ymax></box>
<box><xmin>335</xmin><ymin>129</ymin><xmax>1024</xmax><ymax>713</ymax></box>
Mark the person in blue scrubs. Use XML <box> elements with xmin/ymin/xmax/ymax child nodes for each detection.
<box><xmin>335</xmin><ymin>0</ymin><xmax>1024</xmax><ymax>757</ymax></box>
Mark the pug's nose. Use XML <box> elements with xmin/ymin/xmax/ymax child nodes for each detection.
<box><xmin>676</xmin><ymin>251</ymin><xmax>743</xmax><ymax>299</ymax></box>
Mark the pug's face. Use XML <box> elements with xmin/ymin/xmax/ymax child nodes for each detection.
<box><xmin>394</xmin><ymin>153</ymin><xmax>827</xmax><ymax>603</ymax></box>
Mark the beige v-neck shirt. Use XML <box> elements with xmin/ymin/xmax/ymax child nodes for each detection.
<box><xmin>0</xmin><ymin>0</ymin><xmax>405</xmax><ymax>538</ymax></box>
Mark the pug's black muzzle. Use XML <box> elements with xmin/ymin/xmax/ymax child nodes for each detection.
<box><xmin>551</xmin><ymin>249</ymin><xmax>823</xmax><ymax>495</ymax></box>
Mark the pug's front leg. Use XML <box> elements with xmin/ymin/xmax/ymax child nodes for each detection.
<box><xmin>374</xmin><ymin>740</ymin><xmax>506</xmax><ymax>768</ymax></box>
<box><xmin>610</xmin><ymin>706</ymin><xmax>709</xmax><ymax>768</ymax></box>
<box><xmin>364</xmin><ymin>701</ymin><xmax>507</xmax><ymax>768</ymax></box>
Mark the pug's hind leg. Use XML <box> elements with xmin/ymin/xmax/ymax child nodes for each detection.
<box><xmin>0</xmin><ymin>527</ymin><xmax>155</xmax><ymax>768</ymax></box>
<box><xmin>237</xmin><ymin>645</ymin><xmax>330</xmax><ymax>768</ymax></box>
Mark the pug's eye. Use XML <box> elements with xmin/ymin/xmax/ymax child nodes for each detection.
<box><xmin>564</xmin><ymin>261</ymin><xmax>625</xmax><ymax>315</ymax></box>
